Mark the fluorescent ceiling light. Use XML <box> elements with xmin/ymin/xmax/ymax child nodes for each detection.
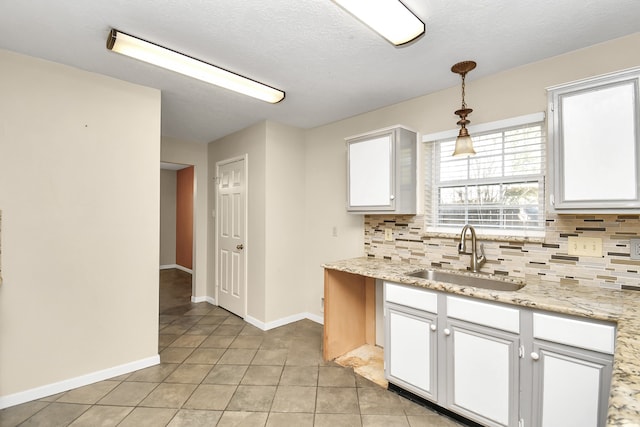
<box><xmin>106</xmin><ymin>29</ymin><xmax>285</xmax><ymax>104</ymax></box>
<box><xmin>333</xmin><ymin>0</ymin><xmax>425</xmax><ymax>46</ymax></box>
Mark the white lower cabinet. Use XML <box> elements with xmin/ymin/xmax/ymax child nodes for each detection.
<box><xmin>383</xmin><ymin>281</ymin><xmax>615</xmax><ymax>427</ymax></box>
<box><xmin>384</xmin><ymin>282</ymin><xmax>438</xmax><ymax>401</ymax></box>
<box><xmin>529</xmin><ymin>313</ymin><xmax>615</xmax><ymax>427</ymax></box>
<box><xmin>446</xmin><ymin>320</ymin><xmax>520</xmax><ymax>427</ymax></box>
<box><xmin>444</xmin><ymin>295</ymin><xmax>521</xmax><ymax>427</ymax></box>
<box><xmin>386</xmin><ymin>306</ymin><xmax>438</xmax><ymax>400</ymax></box>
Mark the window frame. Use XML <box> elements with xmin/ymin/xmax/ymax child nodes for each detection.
<box><xmin>422</xmin><ymin>113</ymin><xmax>546</xmax><ymax>238</ymax></box>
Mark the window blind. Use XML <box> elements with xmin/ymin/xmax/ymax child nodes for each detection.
<box><xmin>426</xmin><ymin>121</ymin><xmax>546</xmax><ymax>234</ymax></box>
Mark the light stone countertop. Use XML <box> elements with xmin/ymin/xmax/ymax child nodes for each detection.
<box><xmin>322</xmin><ymin>257</ymin><xmax>640</xmax><ymax>427</ymax></box>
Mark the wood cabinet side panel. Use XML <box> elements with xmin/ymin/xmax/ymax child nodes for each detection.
<box><xmin>323</xmin><ymin>269</ymin><xmax>367</xmax><ymax>360</ymax></box>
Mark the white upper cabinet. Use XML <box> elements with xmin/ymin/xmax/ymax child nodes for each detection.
<box><xmin>547</xmin><ymin>67</ymin><xmax>640</xmax><ymax>212</ymax></box>
<box><xmin>347</xmin><ymin>126</ymin><xmax>417</xmax><ymax>214</ymax></box>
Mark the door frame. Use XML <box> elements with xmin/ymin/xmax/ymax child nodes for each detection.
<box><xmin>160</xmin><ymin>161</ymin><xmax>196</xmax><ymax>301</ymax></box>
<box><xmin>215</xmin><ymin>154</ymin><xmax>248</xmax><ymax>318</ymax></box>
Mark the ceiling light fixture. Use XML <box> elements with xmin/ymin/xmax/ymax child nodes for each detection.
<box><xmin>333</xmin><ymin>0</ymin><xmax>425</xmax><ymax>46</ymax></box>
<box><xmin>106</xmin><ymin>29</ymin><xmax>285</xmax><ymax>104</ymax></box>
<box><xmin>451</xmin><ymin>60</ymin><xmax>477</xmax><ymax>157</ymax></box>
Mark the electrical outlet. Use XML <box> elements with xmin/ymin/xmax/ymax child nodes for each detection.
<box><xmin>384</xmin><ymin>228</ymin><xmax>393</xmax><ymax>242</ymax></box>
<box><xmin>567</xmin><ymin>236</ymin><xmax>602</xmax><ymax>257</ymax></box>
<box><xmin>630</xmin><ymin>239</ymin><xmax>640</xmax><ymax>260</ymax></box>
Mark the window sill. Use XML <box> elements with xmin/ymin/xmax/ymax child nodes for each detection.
<box><xmin>423</xmin><ymin>228</ymin><xmax>546</xmax><ymax>243</ymax></box>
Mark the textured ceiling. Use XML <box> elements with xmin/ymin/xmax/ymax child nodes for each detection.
<box><xmin>1</xmin><ymin>0</ymin><xmax>639</xmax><ymax>143</ymax></box>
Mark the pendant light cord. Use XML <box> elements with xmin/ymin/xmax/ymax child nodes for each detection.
<box><xmin>460</xmin><ymin>72</ymin><xmax>467</xmax><ymax>110</ymax></box>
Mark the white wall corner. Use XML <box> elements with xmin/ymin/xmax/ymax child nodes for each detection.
<box><xmin>244</xmin><ymin>312</ymin><xmax>324</xmax><ymax>331</ymax></box>
<box><xmin>160</xmin><ymin>264</ymin><xmax>193</xmax><ymax>274</ymax></box>
<box><xmin>191</xmin><ymin>295</ymin><xmax>215</xmax><ymax>305</ymax></box>
<box><xmin>305</xmin><ymin>312</ymin><xmax>324</xmax><ymax>325</ymax></box>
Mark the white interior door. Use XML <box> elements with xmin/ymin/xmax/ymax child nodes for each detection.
<box><xmin>216</xmin><ymin>157</ymin><xmax>246</xmax><ymax>318</ymax></box>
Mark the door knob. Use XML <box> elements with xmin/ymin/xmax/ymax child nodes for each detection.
<box><xmin>236</xmin><ymin>244</ymin><xmax>244</xmax><ymax>250</ymax></box>
<box><xmin>443</xmin><ymin>328</ymin><xmax>451</xmax><ymax>336</ymax></box>
<box><xmin>531</xmin><ymin>352</ymin><xmax>540</xmax><ymax>361</ymax></box>
<box><xmin>430</xmin><ymin>324</ymin><xmax>437</xmax><ymax>331</ymax></box>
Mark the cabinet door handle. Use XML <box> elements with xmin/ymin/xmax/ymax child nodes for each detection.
<box><xmin>430</xmin><ymin>324</ymin><xmax>437</xmax><ymax>332</ymax></box>
<box><xmin>531</xmin><ymin>352</ymin><xmax>540</xmax><ymax>361</ymax></box>
<box><xmin>443</xmin><ymin>328</ymin><xmax>451</xmax><ymax>336</ymax></box>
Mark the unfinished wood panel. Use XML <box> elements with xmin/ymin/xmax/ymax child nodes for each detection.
<box><xmin>176</xmin><ymin>166</ymin><xmax>194</xmax><ymax>269</ymax></box>
<box><xmin>323</xmin><ymin>269</ymin><xmax>376</xmax><ymax>361</ymax></box>
<box><xmin>365</xmin><ymin>277</ymin><xmax>376</xmax><ymax>345</ymax></box>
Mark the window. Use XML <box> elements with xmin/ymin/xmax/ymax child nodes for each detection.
<box><xmin>424</xmin><ymin>115</ymin><xmax>546</xmax><ymax>236</ymax></box>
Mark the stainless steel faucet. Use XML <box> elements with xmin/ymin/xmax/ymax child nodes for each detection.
<box><xmin>458</xmin><ymin>224</ymin><xmax>486</xmax><ymax>272</ymax></box>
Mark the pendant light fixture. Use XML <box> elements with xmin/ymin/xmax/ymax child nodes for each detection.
<box><xmin>451</xmin><ymin>60</ymin><xmax>477</xmax><ymax>157</ymax></box>
<box><xmin>106</xmin><ymin>29</ymin><xmax>285</xmax><ymax>104</ymax></box>
<box><xmin>332</xmin><ymin>0</ymin><xmax>425</xmax><ymax>46</ymax></box>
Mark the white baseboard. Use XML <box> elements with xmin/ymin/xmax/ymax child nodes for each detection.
<box><xmin>0</xmin><ymin>355</ymin><xmax>159</xmax><ymax>410</ymax></box>
<box><xmin>191</xmin><ymin>295</ymin><xmax>215</xmax><ymax>304</ymax></box>
<box><xmin>159</xmin><ymin>264</ymin><xmax>193</xmax><ymax>274</ymax></box>
<box><xmin>245</xmin><ymin>312</ymin><xmax>324</xmax><ymax>331</ymax></box>
<box><xmin>0</xmin><ymin>307</ymin><xmax>321</xmax><ymax>410</ymax></box>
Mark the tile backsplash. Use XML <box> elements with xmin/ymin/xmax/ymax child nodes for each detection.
<box><xmin>364</xmin><ymin>213</ymin><xmax>640</xmax><ymax>290</ymax></box>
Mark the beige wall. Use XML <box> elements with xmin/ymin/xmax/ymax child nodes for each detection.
<box><xmin>302</xmin><ymin>126</ymin><xmax>365</xmax><ymax>319</ymax></box>
<box><xmin>303</xmin><ymin>33</ymin><xmax>640</xmax><ymax>318</ymax></box>
<box><xmin>161</xmin><ymin>138</ymin><xmax>208</xmax><ymax>299</ymax></box>
<box><xmin>264</xmin><ymin>122</ymin><xmax>306</xmax><ymax>322</ymax></box>
<box><xmin>0</xmin><ymin>50</ymin><xmax>161</xmax><ymax>399</ymax></box>
<box><xmin>207</xmin><ymin>121</ymin><xmax>308</xmax><ymax>325</ymax></box>
<box><xmin>208</xmin><ymin>122</ymin><xmax>267</xmax><ymax>320</ymax></box>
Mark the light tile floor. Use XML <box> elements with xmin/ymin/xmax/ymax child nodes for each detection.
<box><xmin>0</xmin><ymin>269</ymin><xmax>465</xmax><ymax>426</ymax></box>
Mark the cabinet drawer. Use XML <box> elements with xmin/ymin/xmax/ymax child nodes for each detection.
<box><xmin>447</xmin><ymin>296</ymin><xmax>520</xmax><ymax>333</ymax></box>
<box><xmin>533</xmin><ymin>313</ymin><xmax>615</xmax><ymax>354</ymax></box>
<box><xmin>384</xmin><ymin>282</ymin><xmax>438</xmax><ymax>313</ymax></box>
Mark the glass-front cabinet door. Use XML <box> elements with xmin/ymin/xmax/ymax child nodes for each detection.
<box><xmin>548</xmin><ymin>67</ymin><xmax>640</xmax><ymax>212</ymax></box>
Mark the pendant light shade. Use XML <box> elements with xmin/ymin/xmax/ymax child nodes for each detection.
<box><xmin>451</xmin><ymin>61</ymin><xmax>477</xmax><ymax>157</ymax></box>
<box><xmin>452</xmin><ymin>128</ymin><xmax>475</xmax><ymax>157</ymax></box>
<box><xmin>106</xmin><ymin>29</ymin><xmax>285</xmax><ymax>104</ymax></box>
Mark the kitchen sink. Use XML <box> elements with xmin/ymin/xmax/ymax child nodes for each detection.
<box><xmin>406</xmin><ymin>269</ymin><xmax>525</xmax><ymax>291</ymax></box>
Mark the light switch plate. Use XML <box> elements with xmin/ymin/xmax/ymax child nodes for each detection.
<box><xmin>568</xmin><ymin>236</ymin><xmax>602</xmax><ymax>257</ymax></box>
<box><xmin>384</xmin><ymin>228</ymin><xmax>393</xmax><ymax>241</ymax></box>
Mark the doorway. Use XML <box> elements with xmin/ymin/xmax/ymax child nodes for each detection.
<box><xmin>160</xmin><ymin>162</ymin><xmax>195</xmax><ymax>300</ymax></box>
<box><xmin>216</xmin><ymin>156</ymin><xmax>247</xmax><ymax>318</ymax></box>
